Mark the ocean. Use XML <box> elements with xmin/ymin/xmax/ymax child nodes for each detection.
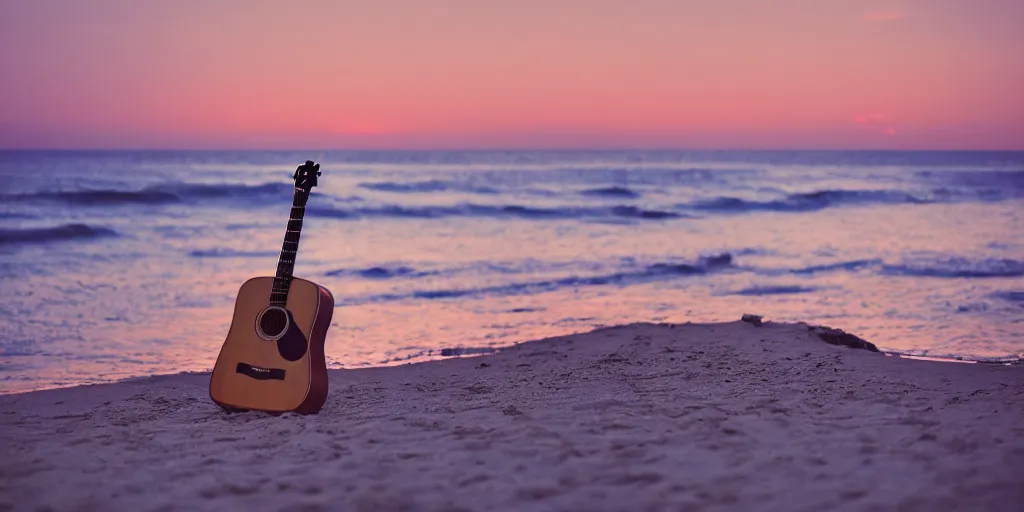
<box><xmin>1</xmin><ymin>149</ymin><xmax>1022</xmax><ymax>394</ymax></box>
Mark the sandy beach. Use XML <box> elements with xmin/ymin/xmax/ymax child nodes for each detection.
<box><xmin>2</xmin><ymin>319</ymin><xmax>1022</xmax><ymax>512</ymax></box>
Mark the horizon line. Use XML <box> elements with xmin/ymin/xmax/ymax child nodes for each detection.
<box><xmin>3</xmin><ymin>146</ymin><xmax>1023</xmax><ymax>153</ymax></box>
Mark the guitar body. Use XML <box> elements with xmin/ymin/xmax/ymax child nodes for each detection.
<box><xmin>210</xmin><ymin>276</ymin><xmax>334</xmax><ymax>414</ymax></box>
<box><xmin>208</xmin><ymin>160</ymin><xmax>335</xmax><ymax>415</ymax></box>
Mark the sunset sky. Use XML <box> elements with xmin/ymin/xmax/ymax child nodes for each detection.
<box><xmin>1</xmin><ymin>0</ymin><xmax>1022</xmax><ymax>150</ymax></box>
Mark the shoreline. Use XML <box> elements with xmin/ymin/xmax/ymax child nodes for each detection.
<box><xmin>3</xmin><ymin>319</ymin><xmax>1022</xmax><ymax>511</ymax></box>
<box><xmin>4</xmin><ymin>319</ymin><xmax>1020</xmax><ymax>398</ymax></box>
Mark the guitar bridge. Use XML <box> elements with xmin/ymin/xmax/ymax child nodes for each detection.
<box><xmin>236</xmin><ymin>362</ymin><xmax>285</xmax><ymax>380</ymax></box>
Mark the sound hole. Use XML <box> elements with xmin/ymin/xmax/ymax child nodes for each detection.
<box><xmin>258</xmin><ymin>307</ymin><xmax>289</xmax><ymax>339</ymax></box>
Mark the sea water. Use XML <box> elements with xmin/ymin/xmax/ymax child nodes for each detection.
<box><xmin>1</xmin><ymin>149</ymin><xmax>1021</xmax><ymax>393</ymax></box>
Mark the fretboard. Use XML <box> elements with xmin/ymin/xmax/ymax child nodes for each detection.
<box><xmin>269</xmin><ymin>187</ymin><xmax>310</xmax><ymax>306</ymax></box>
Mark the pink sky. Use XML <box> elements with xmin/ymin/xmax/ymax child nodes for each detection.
<box><xmin>1</xmin><ymin>0</ymin><xmax>1022</xmax><ymax>150</ymax></box>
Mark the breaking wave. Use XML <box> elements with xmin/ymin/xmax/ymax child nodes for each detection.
<box><xmin>726</xmin><ymin>285</ymin><xmax>820</xmax><ymax>296</ymax></box>
<box><xmin>325</xmin><ymin>266</ymin><xmax>437</xmax><ymax>279</ymax></box>
<box><xmin>0</xmin><ymin>224</ymin><xmax>118</xmax><ymax>245</ymax></box>
<box><xmin>335</xmin><ymin>253</ymin><xmax>735</xmax><ymax>305</ymax></box>
<box><xmin>579</xmin><ymin>186</ymin><xmax>641</xmax><ymax>199</ymax></box>
<box><xmin>307</xmin><ymin>203</ymin><xmax>686</xmax><ymax>221</ymax></box>
<box><xmin>359</xmin><ymin>180</ymin><xmax>500</xmax><ymax>195</ymax></box>
<box><xmin>686</xmin><ymin>190</ymin><xmax>930</xmax><ymax>213</ymax></box>
<box><xmin>3</xmin><ymin>182</ymin><xmax>294</xmax><ymax>206</ymax></box>
<box><xmin>916</xmin><ymin>169</ymin><xmax>1024</xmax><ymax>193</ymax></box>
<box><xmin>881</xmin><ymin>257</ymin><xmax>1024</xmax><ymax>278</ymax></box>
<box><xmin>188</xmin><ymin>248</ymin><xmax>280</xmax><ymax>258</ymax></box>
<box><xmin>790</xmin><ymin>259</ymin><xmax>883</xmax><ymax>275</ymax></box>
<box><xmin>990</xmin><ymin>291</ymin><xmax>1024</xmax><ymax>303</ymax></box>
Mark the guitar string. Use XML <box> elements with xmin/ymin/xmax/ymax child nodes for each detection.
<box><xmin>264</xmin><ymin>177</ymin><xmax>312</xmax><ymax>385</ymax></box>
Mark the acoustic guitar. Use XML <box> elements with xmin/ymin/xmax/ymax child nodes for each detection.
<box><xmin>209</xmin><ymin>160</ymin><xmax>335</xmax><ymax>414</ymax></box>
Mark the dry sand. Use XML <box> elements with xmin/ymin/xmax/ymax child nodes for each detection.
<box><xmin>2</xmin><ymin>320</ymin><xmax>1022</xmax><ymax>512</ymax></box>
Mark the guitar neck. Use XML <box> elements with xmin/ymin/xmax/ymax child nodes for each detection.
<box><xmin>269</xmin><ymin>187</ymin><xmax>311</xmax><ymax>306</ymax></box>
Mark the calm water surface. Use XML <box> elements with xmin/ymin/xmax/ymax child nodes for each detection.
<box><xmin>1</xmin><ymin>150</ymin><xmax>1022</xmax><ymax>393</ymax></box>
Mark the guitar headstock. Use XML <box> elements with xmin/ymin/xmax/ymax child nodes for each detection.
<box><xmin>293</xmin><ymin>160</ymin><xmax>321</xmax><ymax>192</ymax></box>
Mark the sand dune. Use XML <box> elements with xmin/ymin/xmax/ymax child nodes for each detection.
<box><xmin>2</xmin><ymin>320</ymin><xmax>1022</xmax><ymax>511</ymax></box>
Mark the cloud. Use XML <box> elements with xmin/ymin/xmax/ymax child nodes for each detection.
<box><xmin>863</xmin><ymin>12</ymin><xmax>903</xmax><ymax>22</ymax></box>
<box><xmin>884</xmin><ymin>127</ymin><xmax>897</xmax><ymax>136</ymax></box>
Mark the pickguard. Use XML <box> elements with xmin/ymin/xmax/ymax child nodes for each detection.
<box><xmin>276</xmin><ymin>309</ymin><xmax>309</xmax><ymax>361</ymax></box>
